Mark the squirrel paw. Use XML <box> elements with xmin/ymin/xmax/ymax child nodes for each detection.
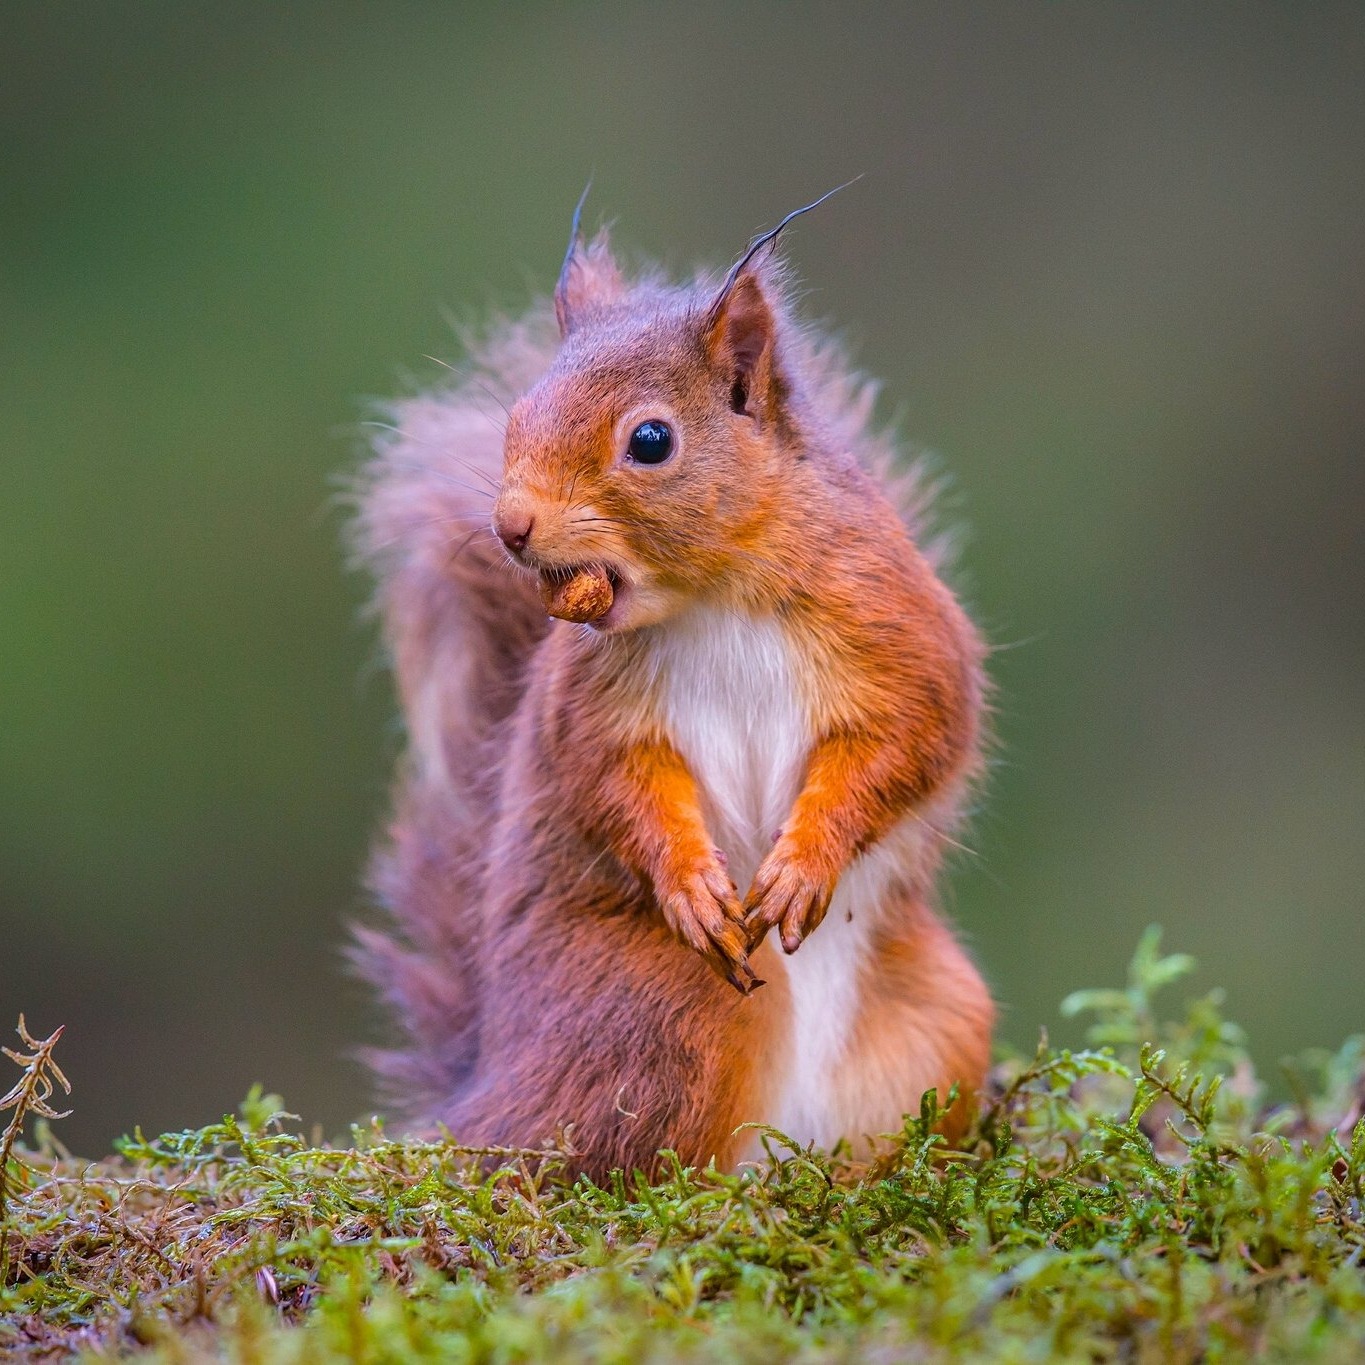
<box><xmin>659</xmin><ymin>862</ymin><xmax>761</xmax><ymax>995</ymax></box>
<box><xmin>744</xmin><ymin>839</ymin><xmax>836</xmax><ymax>955</ymax></box>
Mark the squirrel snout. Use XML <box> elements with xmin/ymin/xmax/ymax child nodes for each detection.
<box><xmin>494</xmin><ymin>509</ymin><xmax>535</xmax><ymax>557</ymax></box>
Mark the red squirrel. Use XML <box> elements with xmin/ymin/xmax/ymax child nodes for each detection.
<box><xmin>353</xmin><ymin>194</ymin><xmax>994</xmax><ymax>1180</ymax></box>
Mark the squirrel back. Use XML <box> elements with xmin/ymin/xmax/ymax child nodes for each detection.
<box><xmin>352</xmin><ymin>216</ymin><xmax>991</xmax><ymax>1166</ymax></box>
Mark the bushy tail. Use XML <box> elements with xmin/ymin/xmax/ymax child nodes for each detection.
<box><xmin>349</xmin><ymin>306</ymin><xmax>558</xmax><ymax>1118</ymax></box>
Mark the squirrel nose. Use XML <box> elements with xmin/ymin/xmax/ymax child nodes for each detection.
<box><xmin>495</xmin><ymin>512</ymin><xmax>534</xmax><ymax>557</ymax></box>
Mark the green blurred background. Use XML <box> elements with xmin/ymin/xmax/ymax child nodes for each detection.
<box><xmin>4</xmin><ymin>3</ymin><xmax>1362</xmax><ymax>1153</ymax></box>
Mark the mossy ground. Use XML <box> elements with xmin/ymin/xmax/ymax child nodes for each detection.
<box><xmin>3</xmin><ymin>931</ymin><xmax>1363</xmax><ymax>1362</ymax></box>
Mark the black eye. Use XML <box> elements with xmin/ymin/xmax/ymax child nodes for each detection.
<box><xmin>626</xmin><ymin>419</ymin><xmax>674</xmax><ymax>465</ymax></box>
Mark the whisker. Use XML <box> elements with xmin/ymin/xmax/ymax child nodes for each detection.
<box><xmin>562</xmin><ymin>499</ymin><xmax>630</xmax><ymax>531</ymax></box>
<box><xmin>362</xmin><ymin>447</ymin><xmax>501</xmax><ymax>498</ymax></box>
<box><xmin>908</xmin><ymin>809</ymin><xmax>980</xmax><ymax>859</ymax></box>
<box><xmin>362</xmin><ymin>512</ymin><xmax>492</xmax><ymax>557</ymax></box>
<box><xmin>558</xmin><ymin>844</ymin><xmax>615</xmax><ymax>903</ymax></box>
<box><xmin>419</xmin><ymin>354</ymin><xmax>514</xmax><ymax>424</ymax></box>
<box><xmin>361</xmin><ymin>423</ymin><xmax>505</xmax><ymax>485</ymax></box>
<box><xmin>388</xmin><ymin>469</ymin><xmax>495</xmax><ymax>503</ymax></box>
<box><xmin>420</xmin><ymin>353</ymin><xmax>487</xmax><ymax>390</ymax></box>
<box><xmin>443</xmin><ymin>524</ymin><xmax>505</xmax><ymax>567</ymax></box>
<box><xmin>469</xmin><ymin>403</ymin><xmax>508</xmax><ymax>438</ymax></box>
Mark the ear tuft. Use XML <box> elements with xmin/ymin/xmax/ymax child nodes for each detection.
<box><xmin>705</xmin><ymin>266</ymin><xmax>778</xmax><ymax>419</ymax></box>
<box><xmin>555</xmin><ymin>229</ymin><xmax>624</xmax><ymax>335</ymax></box>
<box><xmin>701</xmin><ymin>181</ymin><xmax>858</xmax><ymax>417</ymax></box>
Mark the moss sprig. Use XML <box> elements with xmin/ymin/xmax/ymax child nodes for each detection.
<box><xmin>0</xmin><ymin>1015</ymin><xmax>71</xmax><ymax>1283</ymax></box>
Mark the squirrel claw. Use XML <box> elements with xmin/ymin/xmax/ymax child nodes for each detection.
<box><xmin>660</xmin><ymin>861</ymin><xmax>757</xmax><ymax>990</ymax></box>
<box><xmin>743</xmin><ymin>839</ymin><xmax>835</xmax><ymax>955</ymax></box>
<box><xmin>725</xmin><ymin>965</ymin><xmax>764</xmax><ymax>995</ymax></box>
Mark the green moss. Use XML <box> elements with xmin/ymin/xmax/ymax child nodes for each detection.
<box><xmin>4</xmin><ymin>930</ymin><xmax>1363</xmax><ymax>1362</ymax></box>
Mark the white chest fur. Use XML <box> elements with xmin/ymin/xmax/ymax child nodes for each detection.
<box><xmin>652</xmin><ymin>608</ymin><xmax>912</xmax><ymax>1149</ymax></box>
<box><xmin>654</xmin><ymin>608</ymin><xmax>808</xmax><ymax>891</ymax></box>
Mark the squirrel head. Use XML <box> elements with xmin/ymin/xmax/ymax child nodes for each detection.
<box><xmin>493</xmin><ymin>209</ymin><xmax>817</xmax><ymax>633</ymax></box>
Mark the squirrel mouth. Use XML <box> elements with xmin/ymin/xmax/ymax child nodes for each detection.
<box><xmin>538</xmin><ymin>563</ymin><xmax>622</xmax><ymax>590</ymax></box>
<box><xmin>535</xmin><ymin>563</ymin><xmax>626</xmax><ymax>625</ymax></box>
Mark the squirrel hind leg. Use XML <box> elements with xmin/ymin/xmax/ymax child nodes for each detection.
<box><xmin>432</xmin><ymin>890</ymin><xmax>791</xmax><ymax>1183</ymax></box>
<box><xmin>755</xmin><ymin>887</ymin><xmax>993</xmax><ymax>1159</ymax></box>
<box><xmin>835</xmin><ymin>900</ymin><xmax>994</xmax><ymax>1151</ymax></box>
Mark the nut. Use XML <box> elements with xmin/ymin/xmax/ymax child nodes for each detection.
<box><xmin>540</xmin><ymin>566</ymin><xmax>614</xmax><ymax>623</ymax></box>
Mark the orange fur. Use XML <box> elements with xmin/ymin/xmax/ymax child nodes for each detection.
<box><xmin>353</xmin><ymin>210</ymin><xmax>994</xmax><ymax>1180</ymax></box>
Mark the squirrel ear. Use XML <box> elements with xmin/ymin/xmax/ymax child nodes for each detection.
<box><xmin>555</xmin><ymin>227</ymin><xmax>624</xmax><ymax>337</ymax></box>
<box><xmin>703</xmin><ymin>181</ymin><xmax>860</xmax><ymax>418</ymax></box>
<box><xmin>555</xmin><ymin>230</ymin><xmax>625</xmax><ymax>334</ymax></box>
<box><xmin>704</xmin><ymin>265</ymin><xmax>778</xmax><ymax>420</ymax></box>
